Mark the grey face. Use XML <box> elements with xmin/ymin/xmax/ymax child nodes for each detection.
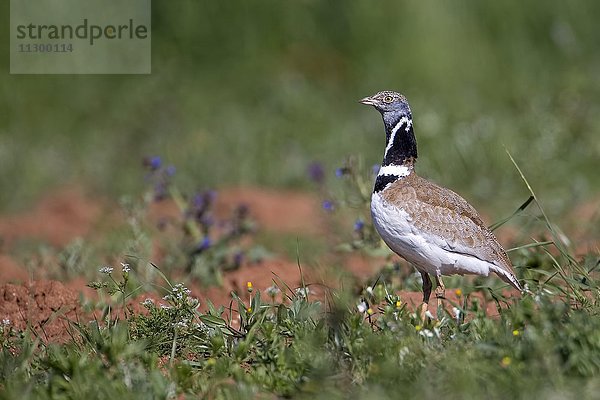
<box><xmin>359</xmin><ymin>91</ymin><xmax>411</xmax><ymax>115</ymax></box>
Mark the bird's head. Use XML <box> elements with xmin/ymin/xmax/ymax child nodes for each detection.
<box><xmin>360</xmin><ymin>90</ymin><xmax>417</xmax><ymax>163</ymax></box>
<box><xmin>359</xmin><ymin>91</ymin><xmax>411</xmax><ymax>117</ymax></box>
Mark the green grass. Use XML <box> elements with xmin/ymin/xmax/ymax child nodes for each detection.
<box><xmin>1</xmin><ymin>148</ymin><xmax>599</xmax><ymax>399</ymax></box>
<box><xmin>2</xmin><ymin>2</ymin><xmax>600</xmax><ymax>398</ymax></box>
<box><xmin>2</xmin><ymin>254</ymin><xmax>600</xmax><ymax>399</ymax></box>
<box><xmin>1</xmin><ymin>1</ymin><xmax>599</xmax><ymax>216</ymax></box>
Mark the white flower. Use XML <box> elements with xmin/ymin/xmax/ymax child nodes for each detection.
<box><xmin>399</xmin><ymin>346</ymin><xmax>410</xmax><ymax>362</ymax></box>
<box><xmin>187</xmin><ymin>297</ymin><xmax>199</xmax><ymax>308</ymax></box>
<box><xmin>173</xmin><ymin>320</ymin><xmax>188</xmax><ymax>329</ymax></box>
<box><xmin>2</xmin><ymin>319</ymin><xmax>10</xmax><ymax>325</ymax></box>
<box><xmin>172</xmin><ymin>283</ymin><xmax>191</xmax><ymax>298</ymax></box>
<box><xmin>295</xmin><ymin>287</ymin><xmax>310</xmax><ymax>298</ymax></box>
<box><xmin>266</xmin><ymin>285</ymin><xmax>281</xmax><ymax>297</ymax></box>
<box><xmin>452</xmin><ymin>307</ymin><xmax>461</xmax><ymax>320</ymax></box>
<box><xmin>357</xmin><ymin>301</ymin><xmax>368</xmax><ymax>313</ymax></box>
<box><xmin>99</xmin><ymin>266</ymin><xmax>113</xmax><ymax>274</ymax></box>
<box><xmin>121</xmin><ymin>262</ymin><xmax>131</xmax><ymax>273</ymax></box>
<box><xmin>366</xmin><ymin>286</ymin><xmax>374</xmax><ymax>295</ymax></box>
<box><xmin>425</xmin><ymin>310</ymin><xmax>435</xmax><ymax>320</ymax></box>
<box><xmin>419</xmin><ymin>329</ymin><xmax>434</xmax><ymax>338</ymax></box>
<box><xmin>141</xmin><ymin>298</ymin><xmax>154</xmax><ymax>307</ymax></box>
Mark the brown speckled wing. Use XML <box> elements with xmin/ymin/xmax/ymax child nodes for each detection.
<box><xmin>381</xmin><ymin>173</ymin><xmax>515</xmax><ymax>277</ymax></box>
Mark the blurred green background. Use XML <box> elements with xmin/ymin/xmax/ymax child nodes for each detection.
<box><xmin>2</xmin><ymin>1</ymin><xmax>599</xmax><ymax>217</ymax></box>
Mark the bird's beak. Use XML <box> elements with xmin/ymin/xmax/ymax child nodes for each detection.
<box><xmin>359</xmin><ymin>96</ymin><xmax>376</xmax><ymax>106</ymax></box>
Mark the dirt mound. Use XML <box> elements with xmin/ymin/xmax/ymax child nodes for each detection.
<box><xmin>198</xmin><ymin>257</ymin><xmax>305</xmax><ymax>311</ymax></box>
<box><xmin>0</xmin><ymin>255</ymin><xmax>29</xmax><ymax>282</ymax></box>
<box><xmin>0</xmin><ymin>187</ymin><xmax>103</xmax><ymax>248</ymax></box>
<box><xmin>217</xmin><ymin>187</ymin><xmax>325</xmax><ymax>235</ymax></box>
<box><xmin>148</xmin><ymin>186</ymin><xmax>324</xmax><ymax>236</ymax></box>
<box><xmin>0</xmin><ymin>185</ymin><xmax>588</xmax><ymax>344</ymax></box>
<box><xmin>0</xmin><ymin>280</ymin><xmax>81</xmax><ymax>343</ymax></box>
<box><xmin>0</xmin><ymin>276</ymin><xmax>518</xmax><ymax>345</ymax></box>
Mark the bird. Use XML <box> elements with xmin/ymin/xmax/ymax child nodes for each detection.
<box><xmin>360</xmin><ymin>90</ymin><xmax>522</xmax><ymax>318</ymax></box>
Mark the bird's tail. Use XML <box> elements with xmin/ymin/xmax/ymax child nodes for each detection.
<box><xmin>491</xmin><ymin>266</ymin><xmax>523</xmax><ymax>293</ymax></box>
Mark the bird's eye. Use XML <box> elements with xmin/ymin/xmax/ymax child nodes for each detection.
<box><xmin>383</xmin><ymin>95</ymin><xmax>394</xmax><ymax>103</ymax></box>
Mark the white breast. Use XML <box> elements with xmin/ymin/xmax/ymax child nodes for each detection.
<box><xmin>370</xmin><ymin>192</ymin><xmax>495</xmax><ymax>278</ymax></box>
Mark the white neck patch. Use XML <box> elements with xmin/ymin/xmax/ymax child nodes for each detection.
<box><xmin>377</xmin><ymin>164</ymin><xmax>411</xmax><ymax>178</ymax></box>
<box><xmin>384</xmin><ymin>117</ymin><xmax>413</xmax><ymax>159</ymax></box>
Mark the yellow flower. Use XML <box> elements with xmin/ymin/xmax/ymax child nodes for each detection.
<box><xmin>415</xmin><ymin>325</ymin><xmax>422</xmax><ymax>331</ymax></box>
<box><xmin>455</xmin><ymin>288</ymin><xmax>463</xmax><ymax>296</ymax></box>
<box><xmin>512</xmin><ymin>329</ymin><xmax>520</xmax><ymax>336</ymax></box>
<box><xmin>501</xmin><ymin>356</ymin><xmax>512</xmax><ymax>367</ymax></box>
<box><xmin>246</xmin><ymin>281</ymin><xmax>253</xmax><ymax>292</ymax></box>
<box><xmin>395</xmin><ymin>300</ymin><xmax>402</xmax><ymax>308</ymax></box>
<box><xmin>247</xmin><ymin>307</ymin><xmax>252</xmax><ymax>313</ymax></box>
<box><xmin>367</xmin><ymin>308</ymin><xmax>374</xmax><ymax>315</ymax></box>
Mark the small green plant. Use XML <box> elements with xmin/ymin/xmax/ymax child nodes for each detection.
<box><xmin>2</xmin><ymin>243</ymin><xmax>600</xmax><ymax>399</ymax></box>
<box><xmin>132</xmin><ymin>156</ymin><xmax>269</xmax><ymax>286</ymax></box>
<box><xmin>2</xmin><ymin>153</ymin><xmax>599</xmax><ymax>399</ymax></box>
<box><xmin>310</xmin><ymin>157</ymin><xmax>383</xmax><ymax>253</ymax></box>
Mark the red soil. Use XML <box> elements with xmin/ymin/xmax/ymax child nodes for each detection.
<box><xmin>0</xmin><ymin>186</ymin><xmax>595</xmax><ymax>343</ymax></box>
<box><xmin>147</xmin><ymin>186</ymin><xmax>325</xmax><ymax>236</ymax></box>
<box><xmin>0</xmin><ymin>187</ymin><xmax>103</xmax><ymax>248</ymax></box>
<box><xmin>0</xmin><ymin>281</ymin><xmax>81</xmax><ymax>343</ymax></box>
<box><xmin>217</xmin><ymin>187</ymin><xmax>326</xmax><ymax>235</ymax></box>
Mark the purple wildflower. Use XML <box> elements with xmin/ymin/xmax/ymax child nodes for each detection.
<box><xmin>322</xmin><ymin>200</ymin><xmax>334</xmax><ymax>212</ymax></box>
<box><xmin>233</xmin><ymin>251</ymin><xmax>244</xmax><ymax>266</ymax></box>
<box><xmin>199</xmin><ymin>215</ymin><xmax>214</xmax><ymax>228</ymax></box>
<box><xmin>191</xmin><ymin>190</ymin><xmax>217</xmax><ymax>220</ymax></box>
<box><xmin>307</xmin><ymin>162</ymin><xmax>325</xmax><ymax>184</ymax></box>
<box><xmin>143</xmin><ymin>156</ymin><xmax>162</xmax><ymax>171</ymax></box>
<box><xmin>154</xmin><ymin>182</ymin><xmax>168</xmax><ymax>201</ymax></box>
<box><xmin>335</xmin><ymin>168</ymin><xmax>346</xmax><ymax>178</ymax></box>
<box><xmin>204</xmin><ymin>190</ymin><xmax>217</xmax><ymax>203</ymax></box>
<box><xmin>197</xmin><ymin>237</ymin><xmax>212</xmax><ymax>252</ymax></box>
<box><xmin>193</xmin><ymin>193</ymin><xmax>205</xmax><ymax>208</ymax></box>
<box><xmin>354</xmin><ymin>219</ymin><xmax>365</xmax><ymax>232</ymax></box>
